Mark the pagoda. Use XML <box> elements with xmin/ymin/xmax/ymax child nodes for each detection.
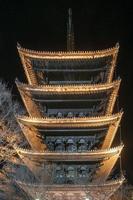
<box><xmin>14</xmin><ymin>9</ymin><xmax>124</xmax><ymax>200</ymax></box>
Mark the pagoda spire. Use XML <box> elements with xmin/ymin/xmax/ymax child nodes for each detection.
<box><xmin>67</xmin><ymin>8</ymin><xmax>75</xmax><ymax>51</ymax></box>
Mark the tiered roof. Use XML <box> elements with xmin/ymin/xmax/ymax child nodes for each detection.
<box><xmin>16</xmin><ymin>177</ymin><xmax>124</xmax><ymax>200</ymax></box>
<box><xmin>17</xmin><ymin>44</ymin><xmax>119</xmax><ymax>85</ymax></box>
<box><xmin>17</xmin><ymin>113</ymin><xmax>122</xmax><ymax>129</ymax></box>
<box><xmin>15</xmin><ymin>43</ymin><xmax>124</xmax><ymax>199</ymax></box>
<box><xmin>16</xmin><ymin>112</ymin><xmax>122</xmax><ymax>150</ymax></box>
<box><xmin>15</xmin><ymin>144</ymin><xmax>123</xmax><ymax>183</ymax></box>
<box><xmin>16</xmin><ymin>79</ymin><xmax>120</xmax><ymax>117</ymax></box>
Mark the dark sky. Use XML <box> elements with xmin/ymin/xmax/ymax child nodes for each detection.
<box><xmin>0</xmin><ymin>0</ymin><xmax>133</xmax><ymax>183</ymax></box>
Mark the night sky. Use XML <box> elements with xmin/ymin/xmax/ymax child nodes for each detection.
<box><xmin>0</xmin><ymin>0</ymin><xmax>133</xmax><ymax>183</ymax></box>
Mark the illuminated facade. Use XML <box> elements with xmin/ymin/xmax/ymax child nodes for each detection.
<box><xmin>15</xmin><ymin>9</ymin><xmax>124</xmax><ymax>200</ymax></box>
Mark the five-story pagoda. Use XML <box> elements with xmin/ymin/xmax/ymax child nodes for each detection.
<box><xmin>15</xmin><ymin>9</ymin><xmax>124</xmax><ymax>200</ymax></box>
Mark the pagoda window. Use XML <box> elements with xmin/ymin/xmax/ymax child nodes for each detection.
<box><xmin>57</xmin><ymin>112</ymin><xmax>63</xmax><ymax>118</ymax></box>
<box><xmin>66</xmin><ymin>166</ymin><xmax>75</xmax><ymax>184</ymax></box>
<box><xmin>67</xmin><ymin>112</ymin><xmax>74</xmax><ymax>118</ymax></box>
<box><xmin>66</xmin><ymin>139</ymin><xmax>77</xmax><ymax>152</ymax></box>
<box><xmin>78</xmin><ymin>112</ymin><xmax>85</xmax><ymax>117</ymax></box>
<box><xmin>78</xmin><ymin>139</ymin><xmax>87</xmax><ymax>151</ymax></box>
<box><xmin>55</xmin><ymin>139</ymin><xmax>65</xmax><ymax>151</ymax></box>
<box><xmin>78</xmin><ymin>166</ymin><xmax>88</xmax><ymax>178</ymax></box>
<box><xmin>47</xmin><ymin>141</ymin><xmax>54</xmax><ymax>151</ymax></box>
<box><xmin>55</xmin><ymin>166</ymin><xmax>64</xmax><ymax>184</ymax></box>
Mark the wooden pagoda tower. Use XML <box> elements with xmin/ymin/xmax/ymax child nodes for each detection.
<box><xmin>15</xmin><ymin>9</ymin><xmax>124</xmax><ymax>200</ymax></box>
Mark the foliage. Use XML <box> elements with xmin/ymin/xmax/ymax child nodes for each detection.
<box><xmin>0</xmin><ymin>80</ymin><xmax>25</xmax><ymax>164</ymax></box>
<box><xmin>0</xmin><ymin>80</ymin><xmax>26</xmax><ymax>200</ymax></box>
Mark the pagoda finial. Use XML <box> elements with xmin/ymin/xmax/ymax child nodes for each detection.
<box><xmin>67</xmin><ymin>8</ymin><xmax>75</xmax><ymax>51</ymax></box>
